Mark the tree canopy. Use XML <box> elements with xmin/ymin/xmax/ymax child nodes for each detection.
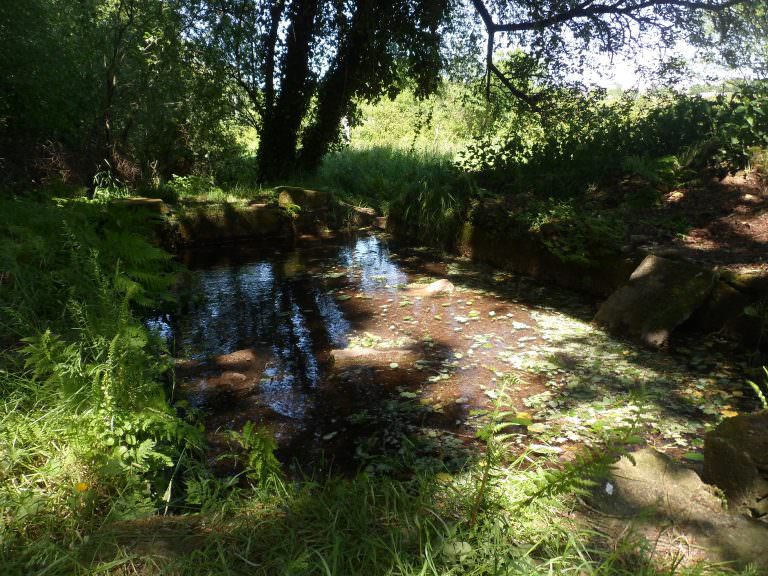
<box><xmin>187</xmin><ymin>0</ymin><xmax>766</xmax><ymax>180</ymax></box>
<box><xmin>1</xmin><ymin>0</ymin><xmax>765</xmax><ymax>187</ymax></box>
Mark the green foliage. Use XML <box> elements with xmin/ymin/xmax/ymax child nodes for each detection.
<box><xmin>0</xmin><ymin>197</ymin><xmax>201</xmax><ymax>566</ymax></box>
<box><xmin>91</xmin><ymin>167</ymin><xmax>133</xmax><ymax>201</ymax></box>
<box><xmin>159</xmin><ymin>173</ymin><xmax>273</xmax><ymax>204</ymax></box>
<box><xmin>165</xmin><ymin>174</ymin><xmax>223</xmax><ymax>201</ymax></box>
<box><xmin>519</xmin><ymin>424</ymin><xmax>641</xmax><ymax>509</ymax></box>
<box><xmin>747</xmin><ymin>367</ymin><xmax>768</xmax><ymax>410</ymax></box>
<box><xmin>621</xmin><ymin>155</ymin><xmax>680</xmax><ymax>188</ymax></box>
<box><xmin>460</xmin><ymin>82</ymin><xmax>768</xmax><ymax>198</ymax></box>
<box><xmin>710</xmin><ymin>83</ymin><xmax>768</xmax><ymax>170</ymax></box>
<box><xmin>348</xmin><ymin>85</ymin><xmax>488</xmax><ymax>156</ymax></box>
<box><xmin>471</xmin><ymin>196</ymin><xmax>626</xmax><ymax>266</ymax></box>
<box><xmin>226</xmin><ymin>421</ymin><xmax>283</xmax><ymax>490</ymax></box>
<box><xmin>315</xmin><ymin>146</ymin><xmax>475</xmax><ymax>246</ymax></box>
<box><xmin>0</xmin><ymin>0</ymin><xmax>235</xmax><ymax>188</ymax></box>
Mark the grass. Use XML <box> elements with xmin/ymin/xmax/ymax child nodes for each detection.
<box><xmin>157</xmin><ymin>174</ymin><xmax>275</xmax><ymax>205</ymax></box>
<box><xmin>311</xmin><ymin>146</ymin><xmax>475</xmax><ymax>246</ymax></box>
<box><xmin>8</xmin><ymin>450</ymin><xmax>757</xmax><ymax>575</ymax></box>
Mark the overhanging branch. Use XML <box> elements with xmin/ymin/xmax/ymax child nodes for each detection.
<box><xmin>470</xmin><ymin>0</ymin><xmax>747</xmax><ymax>104</ymax></box>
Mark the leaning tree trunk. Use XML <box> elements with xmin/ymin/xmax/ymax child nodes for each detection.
<box><xmin>257</xmin><ymin>0</ymin><xmax>318</xmax><ymax>182</ymax></box>
<box><xmin>298</xmin><ymin>0</ymin><xmax>371</xmax><ymax>172</ymax></box>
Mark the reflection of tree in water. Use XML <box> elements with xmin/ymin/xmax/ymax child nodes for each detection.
<box><xmin>172</xmin><ymin>261</ymin><xmax>277</xmax><ymax>359</ymax></box>
<box><xmin>170</xmin><ymin>247</ymin><xmax>352</xmax><ymax>388</ymax></box>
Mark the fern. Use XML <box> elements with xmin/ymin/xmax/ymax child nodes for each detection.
<box><xmin>226</xmin><ymin>421</ymin><xmax>283</xmax><ymax>490</ymax></box>
<box><xmin>747</xmin><ymin>367</ymin><xmax>768</xmax><ymax>410</ymax></box>
<box><xmin>517</xmin><ymin>424</ymin><xmax>641</xmax><ymax>510</ymax></box>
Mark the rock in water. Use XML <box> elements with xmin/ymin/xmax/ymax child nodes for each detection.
<box><xmin>425</xmin><ymin>279</ymin><xmax>455</xmax><ymax>296</ymax></box>
<box><xmin>408</xmin><ymin>279</ymin><xmax>455</xmax><ymax>297</ymax></box>
<box><xmin>330</xmin><ymin>347</ymin><xmax>418</xmax><ymax>369</ymax></box>
<box><xmin>594</xmin><ymin>255</ymin><xmax>716</xmax><ymax>348</ymax></box>
<box><xmin>705</xmin><ymin>410</ymin><xmax>768</xmax><ymax>518</ymax></box>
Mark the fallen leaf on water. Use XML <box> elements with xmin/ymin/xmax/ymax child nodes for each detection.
<box><xmin>683</xmin><ymin>452</ymin><xmax>704</xmax><ymax>462</ymax></box>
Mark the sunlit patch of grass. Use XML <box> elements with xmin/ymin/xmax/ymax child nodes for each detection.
<box><xmin>312</xmin><ymin>146</ymin><xmax>475</xmax><ymax>246</ymax></box>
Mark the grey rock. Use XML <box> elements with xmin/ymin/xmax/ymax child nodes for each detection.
<box><xmin>594</xmin><ymin>255</ymin><xmax>716</xmax><ymax>347</ymax></box>
<box><xmin>705</xmin><ymin>410</ymin><xmax>768</xmax><ymax>517</ymax></box>
<box><xmin>590</xmin><ymin>448</ymin><xmax>768</xmax><ymax>570</ymax></box>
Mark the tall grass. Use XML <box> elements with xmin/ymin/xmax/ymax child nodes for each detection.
<box><xmin>315</xmin><ymin>146</ymin><xmax>475</xmax><ymax>246</ymax></box>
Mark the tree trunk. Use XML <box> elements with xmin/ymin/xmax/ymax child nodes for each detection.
<box><xmin>257</xmin><ymin>0</ymin><xmax>318</xmax><ymax>182</ymax></box>
<box><xmin>299</xmin><ymin>0</ymin><xmax>371</xmax><ymax>172</ymax></box>
<box><xmin>263</xmin><ymin>0</ymin><xmax>286</xmax><ymax>114</ymax></box>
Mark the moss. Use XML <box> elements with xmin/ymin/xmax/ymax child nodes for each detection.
<box><xmin>170</xmin><ymin>203</ymin><xmax>291</xmax><ymax>245</ymax></box>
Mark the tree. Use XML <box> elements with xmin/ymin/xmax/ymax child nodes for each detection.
<box><xmin>187</xmin><ymin>0</ymin><xmax>451</xmax><ymax>181</ymax></box>
<box><xmin>0</xmin><ymin>0</ymin><xmax>233</xmax><ymax>189</ymax></box>
<box><xmin>468</xmin><ymin>0</ymin><xmax>762</xmax><ymax>106</ymax></box>
<box><xmin>188</xmin><ymin>0</ymin><xmax>765</xmax><ymax>182</ymax></box>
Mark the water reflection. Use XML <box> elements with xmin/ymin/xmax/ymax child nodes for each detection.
<box><xmin>338</xmin><ymin>235</ymin><xmax>407</xmax><ymax>291</ymax></box>
<box><xmin>152</xmin><ymin>234</ymin><xmax>403</xmax><ymax>421</ymax></box>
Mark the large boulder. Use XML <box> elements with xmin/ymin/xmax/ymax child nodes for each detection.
<box><xmin>589</xmin><ymin>448</ymin><xmax>768</xmax><ymax>570</ymax></box>
<box><xmin>704</xmin><ymin>410</ymin><xmax>768</xmax><ymax>518</ymax></box>
<box><xmin>594</xmin><ymin>255</ymin><xmax>716</xmax><ymax>348</ymax></box>
<box><xmin>688</xmin><ymin>280</ymin><xmax>749</xmax><ymax>333</ymax></box>
<box><xmin>721</xmin><ymin>269</ymin><xmax>768</xmax><ymax>297</ymax></box>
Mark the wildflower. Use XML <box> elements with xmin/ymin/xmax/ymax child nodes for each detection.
<box><xmin>75</xmin><ymin>482</ymin><xmax>89</xmax><ymax>493</ymax></box>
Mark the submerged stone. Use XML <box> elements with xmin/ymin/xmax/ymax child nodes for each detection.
<box><xmin>408</xmin><ymin>279</ymin><xmax>456</xmax><ymax>297</ymax></box>
<box><xmin>330</xmin><ymin>347</ymin><xmax>419</xmax><ymax>370</ymax></box>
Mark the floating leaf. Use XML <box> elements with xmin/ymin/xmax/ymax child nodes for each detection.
<box><xmin>683</xmin><ymin>452</ymin><xmax>704</xmax><ymax>462</ymax></box>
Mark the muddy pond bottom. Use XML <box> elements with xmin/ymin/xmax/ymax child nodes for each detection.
<box><xmin>151</xmin><ymin>232</ymin><xmax>752</xmax><ymax>476</ymax></box>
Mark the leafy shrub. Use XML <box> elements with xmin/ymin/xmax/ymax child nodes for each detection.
<box><xmin>92</xmin><ymin>168</ymin><xmax>131</xmax><ymax>201</ymax></box>
<box><xmin>164</xmin><ymin>174</ymin><xmax>224</xmax><ymax>201</ymax></box>
<box><xmin>711</xmin><ymin>82</ymin><xmax>768</xmax><ymax>169</ymax></box>
<box><xmin>458</xmin><ymin>81</ymin><xmax>768</xmax><ymax>199</ymax></box>
<box><xmin>620</xmin><ymin>155</ymin><xmax>680</xmax><ymax>188</ymax></box>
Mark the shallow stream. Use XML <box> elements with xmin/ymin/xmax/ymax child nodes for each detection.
<box><xmin>150</xmin><ymin>233</ymin><xmax>753</xmax><ymax>475</ymax></box>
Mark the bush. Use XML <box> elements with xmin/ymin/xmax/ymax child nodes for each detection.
<box><xmin>458</xmin><ymin>81</ymin><xmax>768</xmax><ymax>198</ymax></box>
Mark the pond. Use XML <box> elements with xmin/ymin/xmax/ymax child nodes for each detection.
<box><xmin>150</xmin><ymin>232</ymin><xmax>753</xmax><ymax>476</ymax></box>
